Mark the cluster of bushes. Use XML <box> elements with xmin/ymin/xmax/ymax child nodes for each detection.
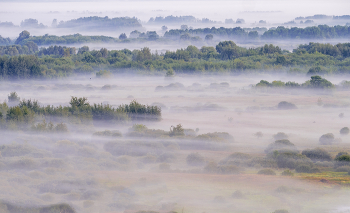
<box><xmin>256</xmin><ymin>75</ymin><xmax>334</xmax><ymax>89</ymax></box>
<box><xmin>0</xmin><ymin>93</ymin><xmax>161</xmax><ymax>130</ymax></box>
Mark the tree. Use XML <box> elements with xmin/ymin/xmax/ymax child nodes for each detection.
<box><xmin>161</xmin><ymin>26</ymin><xmax>168</xmax><ymax>31</ymax></box>
<box><xmin>205</xmin><ymin>34</ymin><xmax>213</xmax><ymax>41</ymax></box>
<box><xmin>119</xmin><ymin>33</ymin><xmax>127</xmax><ymax>40</ymax></box>
<box><xmin>15</xmin><ymin>30</ymin><xmax>30</xmax><ymax>44</ymax></box>
<box><xmin>309</xmin><ymin>75</ymin><xmax>333</xmax><ymax>89</ymax></box>
<box><xmin>181</xmin><ymin>25</ymin><xmax>188</xmax><ymax>30</ymax></box>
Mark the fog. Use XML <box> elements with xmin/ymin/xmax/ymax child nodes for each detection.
<box><xmin>0</xmin><ymin>74</ymin><xmax>349</xmax><ymax>212</ymax></box>
<box><xmin>1</xmin><ymin>0</ymin><xmax>350</xmax><ymax>38</ymax></box>
<box><xmin>1</xmin><ymin>0</ymin><xmax>350</xmax><ymax>212</ymax></box>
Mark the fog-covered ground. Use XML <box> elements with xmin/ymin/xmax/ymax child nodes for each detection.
<box><xmin>0</xmin><ymin>74</ymin><xmax>350</xmax><ymax>212</ymax></box>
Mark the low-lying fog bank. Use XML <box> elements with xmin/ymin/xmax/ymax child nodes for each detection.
<box><xmin>0</xmin><ymin>74</ymin><xmax>349</xmax><ymax>213</ymax></box>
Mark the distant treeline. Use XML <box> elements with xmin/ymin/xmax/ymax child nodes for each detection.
<box><xmin>165</xmin><ymin>25</ymin><xmax>350</xmax><ymax>40</ymax></box>
<box><xmin>1</xmin><ymin>24</ymin><xmax>350</xmax><ymax>47</ymax></box>
<box><xmin>0</xmin><ymin>16</ymin><xmax>142</xmax><ymax>30</ymax></box>
<box><xmin>1</xmin><ymin>41</ymin><xmax>350</xmax><ymax>79</ymax></box>
<box><xmin>148</xmin><ymin>15</ymin><xmax>218</xmax><ymax>24</ymax></box>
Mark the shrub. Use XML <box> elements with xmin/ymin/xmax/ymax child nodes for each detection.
<box><xmin>319</xmin><ymin>133</ymin><xmax>334</xmax><ymax>145</ymax></box>
<box><xmin>257</xmin><ymin>168</ymin><xmax>276</xmax><ymax>175</ymax></box>
<box><xmin>277</xmin><ymin>101</ymin><xmax>297</xmax><ymax>110</ymax></box>
<box><xmin>301</xmin><ymin>148</ymin><xmax>332</xmax><ymax>161</ymax></box>
<box><xmin>93</xmin><ymin>130</ymin><xmax>122</xmax><ymax>137</ymax></box>
<box><xmin>186</xmin><ymin>153</ymin><xmax>205</xmax><ymax>167</ymax></box>
<box><xmin>265</xmin><ymin>139</ymin><xmax>296</xmax><ymax>154</ymax></box>
<box><xmin>295</xmin><ymin>164</ymin><xmax>311</xmax><ymax>173</ymax></box>
<box><xmin>254</xmin><ymin>131</ymin><xmax>263</xmax><ymax>138</ymax></box>
<box><xmin>232</xmin><ymin>190</ymin><xmax>244</xmax><ymax>199</ymax></box>
<box><xmin>204</xmin><ymin>161</ymin><xmax>218</xmax><ymax>173</ymax></box>
<box><xmin>276</xmin><ymin>152</ymin><xmax>312</xmax><ymax>169</ymax></box>
<box><xmin>335</xmin><ymin>166</ymin><xmax>350</xmax><ymax>172</ymax></box>
<box><xmin>169</xmin><ymin>124</ymin><xmax>184</xmax><ymax>137</ymax></box>
<box><xmin>336</xmin><ymin>152</ymin><xmax>349</xmax><ymax>159</ymax></box>
<box><xmin>218</xmin><ymin>165</ymin><xmax>240</xmax><ymax>174</ymax></box>
<box><xmin>219</xmin><ymin>152</ymin><xmax>252</xmax><ymax>167</ymax></box>
<box><xmin>281</xmin><ymin>169</ymin><xmax>294</xmax><ymax>176</ymax></box>
<box><xmin>196</xmin><ymin>132</ymin><xmax>234</xmax><ymax>142</ymax></box>
<box><xmin>340</xmin><ymin>127</ymin><xmax>350</xmax><ymax>135</ymax></box>
<box><xmin>273</xmin><ymin>132</ymin><xmax>288</xmax><ymax>140</ymax></box>
<box><xmin>335</xmin><ymin>154</ymin><xmax>350</xmax><ymax>167</ymax></box>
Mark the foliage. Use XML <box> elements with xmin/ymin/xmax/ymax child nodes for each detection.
<box><xmin>186</xmin><ymin>153</ymin><xmax>205</xmax><ymax>166</ymax></box>
<box><xmin>281</xmin><ymin>169</ymin><xmax>294</xmax><ymax>176</ymax></box>
<box><xmin>257</xmin><ymin>168</ymin><xmax>276</xmax><ymax>175</ymax></box>
<box><xmin>301</xmin><ymin>148</ymin><xmax>332</xmax><ymax>161</ymax></box>
<box><xmin>277</xmin><ymin>101</ymin><xmax>297</xmax><ymax>109</ymax></box>
<box><xmin>265</xmin><ymin>139</ymin><xmax>296</xmax><ymax>154</ymax></box>
<box><xmin>340</xmin><ymin>127</ymin><xmax>349</xmax><ymax>135</ymax></box>
<box><xmin>196</xmin><ymin>132</ymin><xmax>234</xmax><ymax>142</ymax></box>
<box><xmin>169</xmin><ymin>124</ymin><xmax>184</xmax><ymax>137</ymax></box>
<box><xmin>319</xmin><ymin>133</ymin><xmax>335</xmax><ymax>145</ymax></box>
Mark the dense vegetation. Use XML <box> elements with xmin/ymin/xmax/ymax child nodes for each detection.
<box><xmin>164</xmin><ymin>25</ymin><xmax>350</xmax><ymax>40</ymax></box>
<box><xmin>255</xmin><ymin>75</ymin><xmax>335</xmax><ymax>89</ymax></box>
<box><xmin>1</xmin><ymin>39</ymin><xmax>350</xmax><ymax>79</ymax></box>
<box><xmin>0</xmin><ymin>93</ymin><xmax>161</xmax><ymax>131</ymax></box>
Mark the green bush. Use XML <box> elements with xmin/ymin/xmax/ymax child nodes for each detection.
<box><xmin>169</xmin><ymin>124</ymin><xmax>184</xmax><ymax>137</ymax></box>
<box><xmin>257</xmin><ymin>168</ymin><xmax>276</xmax><ymax>175</ymax></box>
<box><xmin>281</xmin><ymin>169</ymin><xmax>294</xmax><ymax>176</ymax></box>
<box><xmin>301</xmin><ymin>148</ymin><xmax>332</xmax><ymax>161</ymax></box>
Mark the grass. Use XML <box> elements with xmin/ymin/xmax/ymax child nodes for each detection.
<box><xmin>296</xmin><ymin>171</ymin><xmax>350</xmax><ymax>186</ymax></box>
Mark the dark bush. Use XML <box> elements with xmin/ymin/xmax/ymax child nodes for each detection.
<box><xmin>319</xmin><ymin>133</ymin><xmax>334</xmax><ymax>145</ymax></box>
<box><xmin>196</xmin><ymin>132</ymin><xmax>234</xmax><ymax>142</ymax></box>
<box><xmin>276</xmin><ymin>152</ymin><xmax>312</xmax><ymax>169</ymax></box>
<box><xmin>340</xmin><ymin>127</ymin><xmax>350</xmax><ymax>135</ymax></box>
<box><xmin>301</xmin><ymin>148</ymin><xmax>332</xmax><ymax>161</ymax></box>
<box><xmin>186</xmin><ymin>153</ymin><xmax>205</xmax><ymax>167</ymax></box>
<box><xmin>219</xmin><ymin>152</ymin><xmax>252</xmax><ymax>167</ymax></box>
<box><xmin>257</xmin><ymin>168</ymin><xmax>276</xmax><ymax>175</ymax></box>
<box><xmin>93</xmin><ymin>130</ymin><xmax>122</xmax><ymax>137</ymax></box>
<box><xmin>273</xmin><ymin>132</ymin><xmax>288</xmax><ymax>140</ymax></box>
<box><xmin>265</xmin><ymin>139</ymin><xmax>296</xmax><ymax>154</ymax></box>
<box><xmin>277</xmin><ymin>101</ymin><xmax>297</xmax><ymax>110</ymax></box>
<box><xmin>295</xmin><ymin>164</ymin><xmax>311</xmax><ymax>173</ymax></box>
